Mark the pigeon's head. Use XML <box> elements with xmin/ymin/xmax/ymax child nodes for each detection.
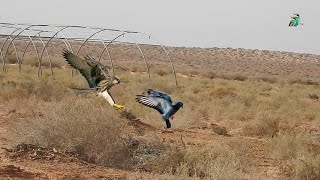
<box><xmin>176</xmin><ymin>102</ymin><xmax>184</xmax><ymax>109</ymax></box>
<box><xmin>111</xmin><ymin>76</ymin><xmax>122</xmax><ymax>85</ymax></box>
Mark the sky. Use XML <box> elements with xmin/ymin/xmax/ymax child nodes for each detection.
<box><xmin>0</xmin><ymin>0</ymin><xmax>319</xmax><ymax>54</ymax></box>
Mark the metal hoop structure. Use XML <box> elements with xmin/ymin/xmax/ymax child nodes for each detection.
<box><xmin>0</xmin><ymin>22</ymin><xmax>178</xmax><ymax>86</ymax></box>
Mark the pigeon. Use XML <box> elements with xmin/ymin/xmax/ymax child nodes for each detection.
<box><xmin>136</xmin><ymin>89</ymin><xmax>183</xmax><ymax>128</ymax></box>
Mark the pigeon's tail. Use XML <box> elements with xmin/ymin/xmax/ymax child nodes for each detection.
<box><xmin>165</xmin><ymin>119</ymin><xmax>171</xmax><ymax>128</ymax></box>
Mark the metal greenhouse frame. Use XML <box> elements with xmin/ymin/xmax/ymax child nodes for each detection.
<box><xmin>0</xmin><ymin>22</ymin><xmax>178</xmax><ymax>86</ymax></box>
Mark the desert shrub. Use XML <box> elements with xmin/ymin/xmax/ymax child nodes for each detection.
<box><xmin>22</xmin><ymin>57</ymin><xmax>39</xmax><ymax>67</ymax></box>
<box><xmin>211</xmin><ymin>124</ymin><xmax>228</xmax><ymax>136</ymax></box>
<box><xmin>219</xmin><ymin>74</ymin><xmax>248</xmax><ymax>81</ymax></box>
<box><xmin>155</xmin><ymin>69</ymin><xmax>168</xmax><ymax>76</ymax></box>
<box><xmin>6</xmin><ymin>55</ymin><xmax>18</xmax><ymax>64</ymax></box>
<box><xmin>308</xmin><ymin>93</ymin><xmax>319</xmax><ymax>100</ymax></box>
<box><xmin>289</xmin><ymin>78</ymin><xmax>319</xmax><ymax>86</ymax></box>
<box><xmin>3</xmin><ymin>97</ymin><xmax>41</xmax><ymax>118</ymax></box>
<box><xmin>257</xmin><ymin>76</ymin><xmax>277</xmax><ymax>83</ymax></box>
<box><xmin>205</xmin><ymin>71</ymin><xmax>218</xmax><ymax>79</ymax></box>
<box><xmin>120</xmin><ymin>109</ymin><xmax>136</xmax><ymax>120</ymax></box>
<box><xmin>209</xmin><ymin>87</ymin><xmax>237</xmax><ymax>98</ymax></box>
<box><xmin>289</xmin><ymin>154</ymin><xmax>320</xmax><ymax>180</ymax></box>
<box><xmin>12</xmin><ymin>98</ymin><xmax>132</xmax><ymax>168</ymax></box>
<box><xmin>304</xmin><ymin>112</ymin><xmax>316</xmax><ymax>121</ymax></box>
<box><xmin>268</xmin><ymin>132</ymin><xmax>308</xmax><ymax>160</ymax></box>
<box><xmin>268</xmin><ymin>132</ymin><xmax>320</xmax><ymax>179</ymax></box>
<box><xmin>230</xmin><ymin>74</ymin><xmax>248</xmax><ymax>81</ymax></box>
<box><xmin>151</xmin><ymin>144</ymin><xmax>253</xmax><ymax>179</ymax></box>
<box><xmin>243</xmin><ymin>113</ymin><xmax>296</xmax><ymax>137</ymax></box>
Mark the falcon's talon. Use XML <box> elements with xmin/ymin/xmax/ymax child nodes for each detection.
<box><xmin>113</xmin><ymin>104</ymin><xmax>125</xmax><ymax>109</ymax></box>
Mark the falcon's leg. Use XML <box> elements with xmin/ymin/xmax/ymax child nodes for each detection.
<box><xmin>98</xmin><ymin>91</ymin><xmax>125</xmax><ymax>109</ymax></box>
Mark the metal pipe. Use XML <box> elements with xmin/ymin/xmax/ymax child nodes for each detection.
<box><xmin>0</xmin><ymin>28</ymin><xmax>21</xmax><ymax>73</ymax></box>
<box><xmin>139</xmin><ymin>32</ymin><xmax>178</xmax><ymax>86</ymax></box>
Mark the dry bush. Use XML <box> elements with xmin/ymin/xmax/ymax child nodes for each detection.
<box><xmin>12</xmin><ymin>98</ymin><xmax>132</xmax><ymax>169</ymax></box>
<box><xmin>220</xmin><ymin>73</ymin><xmax>248</xmax><ymax>81</ymax></box>
<box><xmin>120</xmin><ymin>109</ymin><xmax>136</xmax><ymax>120</ymax></box>
<box><xmin>308</xmin><ymin>93</ymin><xmax>319</xmax><ymax>100</ymax></box>
<box><xmin>22</xmin><ymin>57</ymin><xmax>64</xmax><ymax>69</ymax></box>
<box><xmin>22</xmin><ymin>57</ymin><xmax>38</xmax><ymax>67</ymax></box>
<box><xmin>0</xmin><ymin>75</ymin><xmax>71</xmax><ymax>102</ymax></box>
<box><xmin>268</xmin><ymin>132</ymin><xmax>309</xmax><ymax>160</ymax></box>
<box><xmin>289</xmin><ymin>78</ymin><xmax>319</xmax><ymax>86</ymax></box>
<box><xmin>151</xmin><ymin>144</ymin><xmax>253</xmax><ymax>179</ymax></box>
<box><xmin>155</xmin><ymin>69</ymin><xmax>169</xmax><ymax>76</ymax></box>
<box><xmin>289</xmin><ymin>154</ymin><xmax>320</xmax><ymax>180</ymax></box>
<box><xmin>242</xmin><ymin>113</ymin><xmax>296</xmax><ymax>137</ymax></box>
<box><xmin>209</xmin><ymin>87</ymin><xmax>237</xmax><ymax>98</ymax></box>
<box><xmin>211</xmin><ymin>124</ymin><xmax>228</xmax><ymax>136</ymax></box>
<box><xmin>304</xmin><ymin>112</ymin><xmax>316</xmax><ymax>121</ymax></box>
<box><xmin>205</xmin><ymin>71</ymin><xmax>218</xmax><ymax>79</ymax></box>
<box><xmin>256</xmin><ymin>76</ymin><xmax>277</xmax><ymax>83</ymax></box>
<box><xmin>3</xmin><ymin>97</ymin><xmax>41</xmax><ymax>119</ymax></box>
<box><xmin>6</xmin><ymin>55</ymin><xmax>18</xmax><ymax>64</ymax></box>
<box><xmin>268</xmin><ymin>132</ymin><xmax>320</xmax><ymax>179</ymax></box>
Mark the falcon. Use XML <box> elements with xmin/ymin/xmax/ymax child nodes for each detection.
<box><xmin>62</xmin><ymin>50</ymin><xmax>125</xmax><ymax>109</ymax></box>
<box><xmin>136</xmin><ymin>89</ymin><xmax>183</xmax><ymax>128</ymax></box>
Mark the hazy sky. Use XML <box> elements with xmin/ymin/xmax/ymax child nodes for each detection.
<box><xmin>0</xmin><ymin>0</ymin><xmax>319</xmax><ymax>54</ymax></box>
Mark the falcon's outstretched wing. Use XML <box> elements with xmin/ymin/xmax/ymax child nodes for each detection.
<box><xmin>136</xmin><ymin>95</ymin><xmax>172</xmax><ymax>114</ymax></box>
<box><xmin>62</xmin><ymin>50</ymin><xmax>103</xmax><ymax>88</ymax></box>
<box><xmin>147</xmin><ymin>89</ymin><xmax>173</xmax><ymax>103</ymax></box>
<box><xmin>84</xmin><ymin>55</ymin><xmax>111</xmax><ymax>76</ymax></box>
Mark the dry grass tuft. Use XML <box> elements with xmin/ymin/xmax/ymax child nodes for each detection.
<box><xmin>151</xmin><ymin>143</ymin><xmax>255</xmax><ymax>179</ymax></box>
<box><xmin>209</xmin><ymin>87</ymin><xmax>237</xmax><ymax>98</ymax></box>
<box><xmin>12</xmin><ymin>97</ymin><xmax>132</xmax><ymax>169</ymax></box>
<box><xmin>211</xmin><ymin>123</ymin><xmax>228</xmax><ymax>136</ymax></box>
<box><xmin>308</xmin><ymin>93</ymin><xmax>319</xmax><ymax>100</ymax></box>
<box><xmin>268</xmin><ymin>132</ymin><xmax>320</xmax><ymax>179</ymax></box>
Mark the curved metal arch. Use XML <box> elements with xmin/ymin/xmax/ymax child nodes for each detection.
<box><xmin>0</xmin><ymin>25</ymin><xmax>52</xmax><ymax>74</ymax></box>
<box><xmin>139</xmin><ymin>32</ymin><xmax>178</xmax><ymax>86</ymax></box>
<box><xmin>20</xmin><ymin>31</ymin><xmax>51</xmax><ymax>74</ymax></box>
<box><xmin>3</xmin><ymin>25</ymin><xmax>38</xmax><ymax>72</ymax></box>
<box><xmin>38</xmin><ymin>25</ymin><xmax>74</xmax><ymax>76</ymax></box>
<box><xmin>74</xmin><ymin>26</ymin><xmax>115</xmax><ymax>75</ymax></box>
<box><xmin>4</xmin><ymin>24</ymin><xmax>73</xmax><ymax>76</ymax></box>
<box><xmin>27</xmin><ymin>30</ymin><xmax>53</xmax><ymax>75</ymax></box>
<box><xmin>97</xmin><ymin>32</ymin><xmax>151</xmax><ymax>81</ymax></box>
<box><xmin>0</xmin><ymin>28</ymin><xmax>21</xmax><ymax>73</ymax></box>
<box><xmin>96</xmin><ymin>32</ymin><xmax>127</xmax><ymax>75</ymax></box>
<box><xmin>133</xmin><ymin>41</ymin><xmax>151</xmax><ymax>81</ymax></box>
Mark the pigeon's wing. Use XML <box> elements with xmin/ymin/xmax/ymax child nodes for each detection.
<box><xmin>147</xmin><ymin>89</ymin><xmax>172</xmax><ymax>103</ymax></box>
<box><xmin>62</xmin><ymin>50</ymin><xmax>97</xmax><ymax>88</ymax></box>
<box><xmin>84</xmin><ymin>55</ymin><xmax>111</xmax><ymax>76</ymax></box>
<box><xmin>136</xmin><ymin>95</ymin><xmax>172</xmax><ymax>114</ymax></box>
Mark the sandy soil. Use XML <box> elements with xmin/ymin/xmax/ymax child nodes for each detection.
<box><xmin>0</xmin><ymin>40</ymin><xmax>320</xmax><ymax>179</ymax></box>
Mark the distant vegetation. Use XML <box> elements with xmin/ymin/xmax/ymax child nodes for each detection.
<box><xmin>1</xmin><ymin>45</ymin><xmax>320</xmax><ymax>179</ymax></box>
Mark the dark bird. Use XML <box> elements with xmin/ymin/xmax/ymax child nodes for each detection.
<box><xmin>62</xmin><ymin>50</ymin><xmax>125</xmax><ymax>109</ymax></box>
<box><xmin>136</xmin><ymin>89</ymin><xmax>183</xmax><ymax>128</ymax></box>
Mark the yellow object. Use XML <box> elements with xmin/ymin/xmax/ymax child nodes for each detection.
<box><xmin>113</xmin><ymin>104</ymin><xmax>125</xmax><ymax>109</ymax></box>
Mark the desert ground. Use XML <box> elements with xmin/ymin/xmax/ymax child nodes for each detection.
<box><xmin>0</xmin><ymin>40</ymin><xmax>319</xmax><ymax>179</ymax></box>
